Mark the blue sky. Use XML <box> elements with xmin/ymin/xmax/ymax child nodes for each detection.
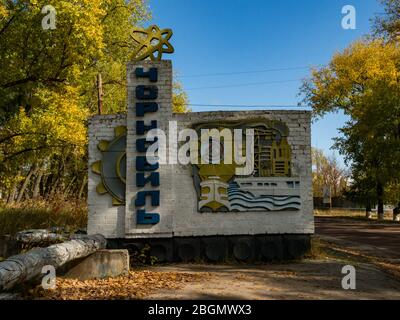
<box><xmin>147</xmin><ymin>0</ymin><xmax>383</xmax><ymax>167</ymax></box>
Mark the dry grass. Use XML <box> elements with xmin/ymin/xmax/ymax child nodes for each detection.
<box><xmin>314</xmin><ymin>208</ymin><xmax>394</xmax><ymax>221</ymax></box>
<box><xmin>0</xmin><ymin>198</ymin><xmax>87</xmax><ymax>236</ymax></box>
<box><xmin>0</xmin><ymin>202</ymin><xmax>395</xmax><ymax>237</ymax></box>
<box><xmin>27</xmin><ymin>271</ymin><xmax>209</xmax><ymax>300</ymax></box>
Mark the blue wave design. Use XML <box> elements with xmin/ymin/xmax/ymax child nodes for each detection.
<box><xmin>230</xmin><ymin>203</ymin><xmax>300</xmax><ymax>212</ymax></box>
<box><xmin>228</xmin><ymin>182</ymin><xmax>300</xmax><ymax>212</ymax></box>
<box><xmin>228</xmin><ymin>185</ymin><xmax>293</xmax><ymax>199</ymax></box>
<box><xmin>228</xmin><ymin>192</ymin><xmax>299</xmax><ymax>204</ymax></box>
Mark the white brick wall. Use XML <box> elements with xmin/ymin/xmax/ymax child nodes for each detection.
<box><xmin>88</xmin><ymin>61</ymin><xmax>314</xmax><ymax>239</ymax></box>
<box><xmin>87</xmin><ymin>114</ymin><xmax>126</xmax><ymax>238</ymax></box>
<box><xmin>171</xmin><ymin>111</ymin><xmax>314</xmax><ymax>237</ymax></box>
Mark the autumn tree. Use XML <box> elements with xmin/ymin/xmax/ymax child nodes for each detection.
<box><xmin>301</xmin><ymin>40</ymin><xmax>400</xmax><ymax>220</ymax></box>
<box><xmin>312</xmin><ymin>148</ymin><xmax>349</xmax><ymax>198</ymax></box>
<box><xmin>373</xmin><ymin>0</ymin><xmax>400</xmax><ymax>41</ymax></box>
<box><xmin>173</xmin><ymin>78</ymin><xmax>190</xmax><ymax>113</ymax></box>
<box><xmin>0</xmin><ymin>0</ymin><xmax>150</xmax><ymax>203</ymax></box>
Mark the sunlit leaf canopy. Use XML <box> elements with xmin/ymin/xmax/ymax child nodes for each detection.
<box><xmin>0</xmin><ymin>0</ymin><xmax>188</xmax><ymax>202</ymax></box>
<box><xmin>301</xmin><ymin>38</ymin><xmax>400</xmax><ymax>212</ymax></box>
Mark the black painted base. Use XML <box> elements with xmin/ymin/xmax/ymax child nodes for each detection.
<box><xmin>107</xmin><ymin>234</ymin><xmax>312</xmax><ymax>263</ymax></box>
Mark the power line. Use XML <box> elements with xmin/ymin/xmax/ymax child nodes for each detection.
<box><xmin>181</xmin><ymin>66</ymin><xmax>310</xmax><ymax>78</ymax></box>
<box><xmin>127</xmin><ymin>78</ymin><xmax>303</xmax><ymax>90</ymax></box>
<box><xmin>188</xmin><ymin>103</ymin><xmax>310</xmax><ymax>109</ymax></box>
<box><xmin>186</xmin><ymin>79</ymin><xmax>302</xmax><ymax>91</ymax></box>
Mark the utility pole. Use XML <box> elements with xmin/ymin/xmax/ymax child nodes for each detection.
<box><xmin>97</xmin><ymin>73</ymin><xmax>103</xmax><ymax>115</ymax></box>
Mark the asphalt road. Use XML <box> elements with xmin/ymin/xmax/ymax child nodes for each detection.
<box><xmin>315</xmin><ymin>217</ymin><xmax>400</xmax><ymax>260</ymax></box>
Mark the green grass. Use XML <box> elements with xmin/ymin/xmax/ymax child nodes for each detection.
<box><xmin>0</xmin><ymin>200</ymin><xmax>87</xmax><ymax>236</ymax></box>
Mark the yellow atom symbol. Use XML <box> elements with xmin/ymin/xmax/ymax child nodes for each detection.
<box><xmin>131</xmin><ymin>25</ymin><xmax>174</xmax><ymax>62</ymax></box>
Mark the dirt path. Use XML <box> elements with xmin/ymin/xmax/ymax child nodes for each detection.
<box><xmin>143</xmin><ymin>261</ymin><xmax>400</xmax><ymax>300</ymax></box>
<box><xmin>143</xmin><ymin>220</ymin><xmax>400</xmax><ymax>300</ymax></box>
<box><xmin>22</xmin><ymin>238</ymin><xmax>400</xmax><ymax>300</ymax></box>
<box><xmin>19</xmin><ymin>217</ymin><xmax>400</xmax><ymax>300</ymax></box>
<box><xmin>315</xmin><ymin>217</ymin><xmax>400</xmax><ymax>261</ymax></box>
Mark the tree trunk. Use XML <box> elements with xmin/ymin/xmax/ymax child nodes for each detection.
<box><xmin>377</xmin><ymin>182</ymin><xmax>384</xmax><ymax>221</ymax></box>
<box><xmin>394</xmin><ymin>202</ymin><xmax>400</xmax><ymax>222</ymax></box>
<box><xmin>7</xmin><ymin>170</ymin><xmax>22</xmax><ymax>204</ymax></box>
<box><xmin>41</xmin><ymin>174</ymin><xmax>49</xmax><ymax>196</ymax></box>
<box><xmin>33</xmin><ymin>169</ymin><xmax>44</xmax><ymax>199</ymax></box>
<box><xmin>97</xmin><ymin>73</ymin><xmax>103</xmax><ymax>115</ymax></box>
<box><xmin>7</xmin><ymin>186</ymin><xmax>17</xmax><ymax>204</ymax></box>
<box><xmin>78</xmin><ymin>176</ymin><xmax>88</xmax><ymax>199</ymax></box>
<box><xmin>63</xmin><ymin>176</ymin><xmax>76</xmax><ymax>197</ymax></box>
<box><xmin>0</xmin><ymin>234</ymin><xmax>106</xmax><ymax>291</ymax></box>
<box><xmin>365</xmin><ymin>201</ymin><xmax>372</xmax><ymax>219</ymax></box>
<box><xmin>48</xmin><ymin>177</ymin><xmax>59</xmax><ymax>200</ymax></box>
<box><xmin>16</xmin><ymin>165</ymin><xmax>38</xmax><ymax>202</ymax></box>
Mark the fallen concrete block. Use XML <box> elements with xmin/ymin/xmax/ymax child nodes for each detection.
<box><xmin>63</xmin><ymin>249</ymin><xmax>129</xmax><ymax>281</ymax></box>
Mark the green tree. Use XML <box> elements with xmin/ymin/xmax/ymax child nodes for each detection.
<box><xmin>344</xmin><ymin>163</ymin><xmax>377</xmax><ymax>217</ymax></box>
<box><xmin>301</xmin><ymin>40</ymin><xmax>400</xmax><ymax>220</ymax></box>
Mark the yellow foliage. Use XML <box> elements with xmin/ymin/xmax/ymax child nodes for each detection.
<box><xmin>0</xmin><ymin>3</ymin><xmax>7</xmax><ymax>18</ymax></box>
<box><xmin>172</xmin><ymin>80</ymin><xmax>190</xmax><ymax>113</ymax></box>
<box><xmin>305</xmin><ymin>39</ymin><xmax>400</xmax><ymax>118</ymax></box>
<box><xmin>301</xmin><ymin>38</ymin><xmax>400</xmax><ymax>204</ymax></box>
<box><xmin>8</xmin><ymin>87</ymin><xmax>88</xmax><ymax>157</ymax></box>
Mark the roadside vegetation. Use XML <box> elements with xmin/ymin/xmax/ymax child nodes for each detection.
<box><xmin>0</xmin><ymin>0</ymin><xmax>399</xmax><ymax>237</ymax></box>
<box><xmin>0</xmin><ymin>197</ymin><xmax>86</xmax><ymax>236</ymax></box>
<box><xmin>0</xmin><ymin>1</ymin><xmax>188</xmax><ymax>212</ymax></box>
<box><xmin>303</xmin><ymin>0</ymin><xmax>400</xmax><ymax>220</ymax></box>
<box><xmin>314</xmin><ymin>209</ymin><xmax>395</xmax><ymax>222</ymax></box>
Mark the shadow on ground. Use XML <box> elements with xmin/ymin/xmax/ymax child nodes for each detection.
<box><xmin>142</xmin><ymin>258</ymin><xmax>400</xmax><ymax>300</ymax></box>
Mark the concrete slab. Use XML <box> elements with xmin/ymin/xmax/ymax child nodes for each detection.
<box><xmin>63</xmin><ymin>249</ymin><xmax>129</xmax><ymax>281</ymax></box>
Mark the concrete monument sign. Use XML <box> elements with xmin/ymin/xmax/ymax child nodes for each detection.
<box><xmin>88</xmin><ymin>28</ymin><xmax>313</xmax><ymax>262</ymax></box>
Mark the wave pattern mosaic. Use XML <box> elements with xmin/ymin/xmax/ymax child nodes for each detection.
<box><xmin>192</xmin><ymin>121</ymin><xmax>301</xmax><ymax>212</ymax></box>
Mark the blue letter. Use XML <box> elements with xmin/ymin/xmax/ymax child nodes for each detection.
<box><xmin>136</xmin><ymin>120</ymin><xmax>157</xmax><ymax>135</ymax></box>
<box><xmin>136</xmin><ymin>172</ymin><xmax>160</xmax><ymax>187</ymax></box>
<box><xmin>136</xmin><ymin>137</ymin><xmax>158</xmax><ymax>153</ymax></box>
<box><xmin>135</xmin><ymin>190</ymin><xmax>160</xmax><ymax>207</ymax></box>
<box><xmin>136</xmin><ymin>156</ymin><xmax>159</xmax><ymax>171</ymax></box>
<box><xmin>137</xmin><ymin>210</ymin><xmax>160</xmax><ymax>225</ymax></box>
<box><xmin>136</xmin><ymin>103</ymin><xmax>158</xmax><ymax>116</ymax></box>
<box><xmin>135</xmin><ymin>67</ymin><xmax>158</xmax><ymax>82</ymax></box>
<box><xmin>136</xmin><ymin>85</ymin><xmax>158</xmax><ymax>100</ymax></box>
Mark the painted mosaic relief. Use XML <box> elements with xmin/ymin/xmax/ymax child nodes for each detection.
<box><xmin>192</xmin><ymin>120</ymin><xmax>301</xmax><ymax>212</ymax></box>
<box><xmin>91</xmin><ymin>126</ymin><xmax>127</xmax><ymax>205</ymax></box>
